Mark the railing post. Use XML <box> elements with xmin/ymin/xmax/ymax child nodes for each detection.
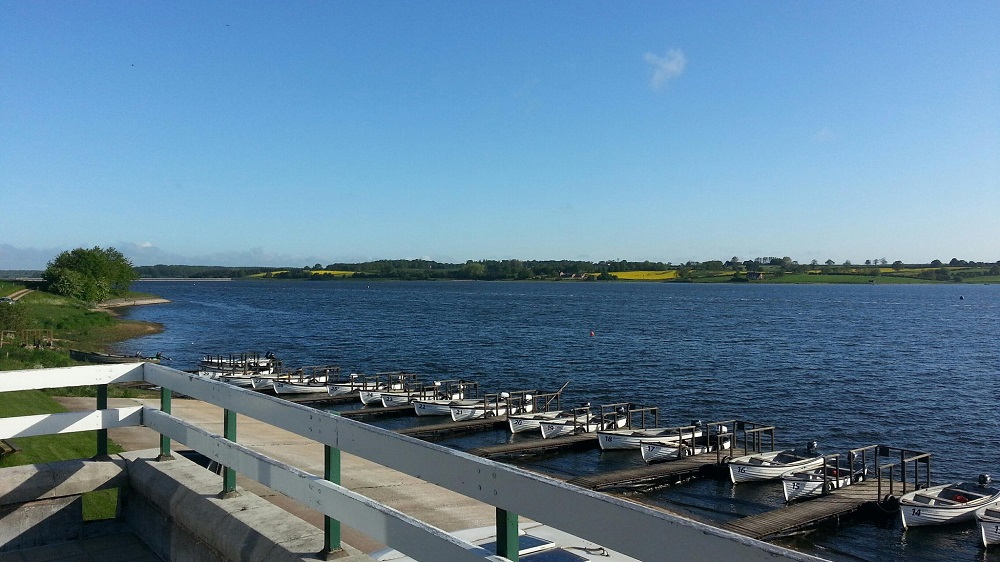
<box><xmin>496</xmin><ymin>507</ymin><xmax>518</xmax><ymax>561</ymax></box>
<box><xmin>221</xmin><ymin>408</ymin><xmax>238</xmax><ymax>497</ymax></box>
<box><xmin>96</xmin><ymin>384</ymin><xmax>108</xmax><ymax>457</ymax></box>
<box><xmin>320</xmin><ymin>413</ymin><xmax>343</xmax><ymax>559</ymax></box>
<box><xmin>157</xmin><ymin>386</ymin><xmax>173</xmax><ymax>460</ymax></box>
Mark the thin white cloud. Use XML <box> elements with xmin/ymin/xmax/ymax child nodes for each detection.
<box><xmin>644</xmin><ymin>49</ymin><xmax>687</xmax><ymax>91</ymax></box>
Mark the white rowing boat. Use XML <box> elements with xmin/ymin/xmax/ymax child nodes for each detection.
<box><xmin>538</xmin><ymin>405</ymin><xmax>628</xmax><ymax>439</ymax></box>
<box><xmin>357</xmin><ymin>372</ymin><xmax>419</xmax><ymax>406</ymax></box>
<box><xmin>272</xmin><ymin>365</ymin><xmax>342</xmax><ymax>395</ymax></box>
<box><xmin>507</xmin><ymin>410</ymin><xmax>566</xmax><ymax>433</ymax></box>
<box><xmin>638</xmin><ymin>429</ymin><xmax>730</xmax><ymax>464</ymax></box>
<box><xmin>450</xmin><ymin>392</ymin><xmax>536</xmax><ymax>421</ymax></box>
<box><xmin>781</xmin><ymin>462</ymin><xmax>867</xmax><ymax>502</ymax></box>
<box><xmin>727</xmin><ymin>443</ymin><xmax>825</xmax><ymax>484</ymax></box>
<box><xmin>900</xmin><ymin>475</ymin><xmax>1000</xmax><ymax>529</ymax></box>
<box><xmin>976</xmin><ymin>504</ymin><xmax>1000</xmax><ymax>547</ymax></box>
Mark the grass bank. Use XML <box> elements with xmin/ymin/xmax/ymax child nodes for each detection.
<box><xmin>1</xmin><ymin>286</ymin><xmax>161</xmax><ymax>519</ymax></box>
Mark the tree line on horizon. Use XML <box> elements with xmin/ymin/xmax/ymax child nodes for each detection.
<box><xmin>133</xmin><ymin>256</ymin><xmax>1000</xmax><ymax>282</ymax></box>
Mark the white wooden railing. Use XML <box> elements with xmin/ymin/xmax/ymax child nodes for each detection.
<box><xmin>0</xmin><ymin>363</ymin><xmax>820</xmax><ymax>562</ymax></box>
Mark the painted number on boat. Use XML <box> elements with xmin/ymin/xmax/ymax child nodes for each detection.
<box><xmin>911</xmin><ymin>508</ymin><xmax>921</xmax><ymax>517</ymax></box>
<box><xmin>604</xmin><ymin>435</ymin><xmax>613</xmax><ymax>442</ymax></box>
<box><xmin>512</xmin><ymin>419</ymin><xmax>523</xmax><ymax>425</ymax></box>
<box><xmin>737</xmin><ymin>467</ymin><xmax>747</xmax><ymax>473</ymax></box>
<box><xmin>790</xmin><ymin>483</ymin><xmax>801</xmax><ymax>490</ymax></box>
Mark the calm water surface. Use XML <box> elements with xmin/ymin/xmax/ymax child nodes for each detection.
<box><xmin>119</xmin><ymin>281</ymin><xmax>1000</xmax><ymax>562</ymax></box>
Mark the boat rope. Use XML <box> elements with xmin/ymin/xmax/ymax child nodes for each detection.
<box><xmin>567</xmin><ymin>545</ymin><xmax>610</xmax><ymax>557</ymax></box>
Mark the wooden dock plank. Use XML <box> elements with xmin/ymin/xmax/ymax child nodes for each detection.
<box><xmin>567</xmin><ymin>452</ymin><xmax>724</xmax><ymax>490</ymax></box>
<box><xmin>398</xmin><ymin>417</ymin><xmax>508</xmax><ymax>437</ymax></box>
<box><xmin>469</xmin><ymin>434</ymin><xmax>598</xmax><ymax>458</ymax></box>
<box><xmin>721</xmin><ymin>479</ymin><xmax>887</xmax><ymax>540</ymax></box>
<box><xmin>339</xmin><ymin>405</ymin><xmax>416</xmax><ymax>418</ymax></box>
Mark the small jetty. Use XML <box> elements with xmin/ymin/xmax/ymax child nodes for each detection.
<box><xmin>470</xmin><ymin>434</ymin><xmax>599</xmax><ymax>458</ymax></box>
<box><xmin>340</xmin><ymin>404</ymin><xmax>416</xmax><ymax>419</ymax></box>
<box><xmin>721</xmin><ymin>479</ymin><xmax>889</xmax><ymax>540</ymax></box>
<box><xmin>568</xmin><ymin>450</ymin><xmax>725</xmax><ymax>490</ymax></box>
<box><xmin>721</xmin><ymin>445</ymin><xmax>929</xmax><ymax>540</ymax></box>
<box><xmin>398</xmin><ymin>417</ymin><xmax>508</xmax><ymax>438</ymax></box>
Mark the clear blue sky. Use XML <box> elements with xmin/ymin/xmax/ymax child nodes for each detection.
<box><xmin>2</xmin><ymin>2</ymin><xmax>998</xmax><ymax>269</ymax></box>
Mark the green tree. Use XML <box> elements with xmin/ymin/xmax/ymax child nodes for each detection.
<box><xmin>43</xmin><ymin>246</ymin><xmax>137</xmax><ymax>303</ymax></box>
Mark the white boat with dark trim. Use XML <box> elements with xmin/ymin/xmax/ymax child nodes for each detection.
<box><xmin>781</xmin><ymin>461</ymin><xmax>867</xmax><ymax>502</ymax></box>
<box><xmin>727</xmin><ymin>443</ymin><xmax>825</xmax><ymax>484</ymax></box>
<box><xmin>327</xmin><ymin>373</ymin><xmax>364</xmax><ymax>396</ymax></box>
<box><xmin>639</xmin><ymin>428</ymin><xmax>730</xmax><ymax>464</ymax></box>
<box><xmin>411</xmin><ymin>381</ymin><xmax>480</xmax><ymax>415</ymax></box>
<box><xmin>357</xmin><ymin>372</ymin><xmax>419</xmax><ymax>406</ymax></box>
<box><xmin>899</xmin><ymin>475</ymin><xmax>1000</xmax><ymax>529</ymax></box>
<box><xmin>272</xmin><ymin>365</ymin><xmax>342</xmax><ymax>395</ymax></box>
<box><xmin>199</xmin><ymin>351</ymin><xmax>277</xmax><ymax>378</ymax></box>
<box><xmin>538</xmin><ymin>404</ymin><xmax>629</xmax><ymax>439</ymax></box>
<box><xmin>450</xmin><ymin>391</ymin><xmax>535</xmax><ymax>421</ymax></box>
<box><xmin>976</xmin><ymin>504</ymin><xmax>1000</xmax><ymax>547</ymax></box>
<box><xmin>507</xmin><ymin>410</ymin><xmax>567</xmax><ymax>433</ymax></box>
<box><xmin>381</xmin><ymin>380</ymin><xmax>467</xmax><ymax>408</ymax></box>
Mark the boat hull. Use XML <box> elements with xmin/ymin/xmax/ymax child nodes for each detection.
<box><xmin>597</xmin><ymin>428</ymin><xmax>704</xmax><ymax>451</ymax></box>
<box><xmin>273</xmin><ymin>381</ymin><xmax>330</xmax><ymax>395</ymax></box>
<box><xmin>900</xmin><ymin>483</ymin><xmax>1000</xmax><ymax>529</ymax></box>
<box><xmin>976</xmin><ymin>507</ymin><xmax>1000</xmax><ymax>546</ymax></box>
<box><xmin>507</xmin><ymin>411</ymin><xmax>566</xmax><ymax>433</ymax></box>
<box><xmin>728</xmin><ymin>451</ymin><xmax>825</xmax><ymax>484</ymax></box>
<box><xmin>781</xmin><ymin>468</ymin><xmax>863</xmax><ymax>502</ymax></box>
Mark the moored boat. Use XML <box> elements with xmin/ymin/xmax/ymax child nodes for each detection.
<box><xmin>199</xmin><ymin>351</ymin><xmax>277</xmax><ymax>377</ymax></box>
<box><xmin>781</xmin><ymin>460</ymin><xmax>867</xmax><ymax>502</ymax></box>
<box><xmin>411</xmin><ymin>381</ymin><xmax>480</xmax><ymax>415</ymax></box>
<box><xmin>358</xmin><ymin>372</ymin><xmax>418</xmax><ymax>406</ymax></box>
<box><xmin>727</xmin><ymin>443</ymin><xmax>824</xmax><ymax>484</ymax></box>
<box><xmin>450</xmin><ymin>390</ymin><xmax>535</xmax><ymax>421</ymax></box>
<box><xmin>272</xmin><ymin>365</ymin><xmax>342</xmax><ymax>395</ymax></box>
<box><xmin>638</xmin><ymin>427</ymin><xmax>730</xmax><ymax>464</ymax></box>
<box><xmin>538</xmin><ymin>404</ymin><xmax>629</xmax><ymax>439</ymax></box>
<box><xmin>381</xmin><ymin>379</ymin><xmax>466</xmax><ymax>408</ymax></box>
<box><xmin>899</xmin><ymin>475</ymin><xmax>1000</xmax><ymax>529</ymax></box>
<box><xmin>976</xmin><ymin>504</ymin><xmax>1000</xmax><ymax>547</ymax></box>
<box><xmin>507</xmin><ymin>410</ymin><xmax>567</xmax><ymax>433</ymax></box>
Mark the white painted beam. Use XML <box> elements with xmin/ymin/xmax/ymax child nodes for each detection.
<box><xmin>0</xmin><ymin>407</ymin><xmax>143</xmax><ymax>439</ymax></box>
<box><xmin>0</xmin><ymin>364</ymin><xmax>145</xmax><ymax>392</ymax></box>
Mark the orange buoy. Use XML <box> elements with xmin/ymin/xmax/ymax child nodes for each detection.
<box><xmin>590</xmin><ymin>331</ymin><xmax>595</xmax><ymax>337</ymax></box>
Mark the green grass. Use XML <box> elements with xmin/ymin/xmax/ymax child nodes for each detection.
<box><xmin>0</xmin><ymin>389</ymin><xmax>125</xmax><ymax>519</ymax></box>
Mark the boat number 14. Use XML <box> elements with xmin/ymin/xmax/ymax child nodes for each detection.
<box><xmin>911</xmin><ymin>508</ymin><xmax>921</xmax><ymax>517</ymax></box>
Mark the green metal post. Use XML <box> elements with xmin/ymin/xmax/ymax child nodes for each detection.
<box><xmin>96</xmin><ymin>384</ymin><xmax>108</xmax><ymax>457</ymax></box>
<box><xmin>222</xmin><ymin>408</ymin><xmax>237</xmax><ymax>496</ymax></box>
<box><xmin>323</xmin><ymin>443</ymin><xmax>342</xmax><ymax>556</ymax></box>
<box><xmin>496</xmin><ymin>507</ymin><xmax>518</xmax><ymax>561</ymax></box>
<box><xmin>158</xmin><ymin>387</ymin><xmax>173</xmax><ymax>460</ymax></box>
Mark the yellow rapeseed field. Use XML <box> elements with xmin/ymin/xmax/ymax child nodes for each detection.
<box><xmin>611</xmin><ymin>270</ymin><xmax>678</xmax><ymax>280</ymax></box>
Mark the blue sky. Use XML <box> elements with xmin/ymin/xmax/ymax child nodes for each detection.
<box><xmin>2</xmin><ymin>2</ymin><xmax>997</xmax><ymax>269</ymax></box>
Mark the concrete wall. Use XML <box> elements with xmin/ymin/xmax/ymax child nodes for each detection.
<box><xmin>0</xmin><ymin>451</ymin><xmax>367</xmax><ymax>562</ymax></box>
<box><xmin>0</xmin><ymin>457</ymin><xmax>127</xmax><ymax>551</ymax></box>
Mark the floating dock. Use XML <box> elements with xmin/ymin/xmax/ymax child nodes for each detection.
<box><xmin>397</xmin><ymin>417</ymin><xmax>508</xmax><ymax>438</ymax></box>
<box><xmin>339</xmin><ymin>405</ymin><xmax>416</xmax><ymax>419</ymax></box>
<box><xmin>720</xmin><ymin>479</ymin><xmax>892</xmax><ymax>540</ymax></box>
<box><xmin>566</xmin><ymin>451</ymin><xmax>725</xmax><ymax>490</ymax></box>
<box><xmin>469</xmin><ymin>434</ymin><xmax>599</xmax><ymax>458</ymax></box>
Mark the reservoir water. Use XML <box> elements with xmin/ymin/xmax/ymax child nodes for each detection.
<box><xmin>118</xmin><ymin>280</ymin><xmax>1000</xmax><ymax>561</ymax></box>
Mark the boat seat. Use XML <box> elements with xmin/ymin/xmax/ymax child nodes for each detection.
<box><xmin>913</xmin><ymin>494</ymin><xmax>960</xmax><ymax>505</ymax></box>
